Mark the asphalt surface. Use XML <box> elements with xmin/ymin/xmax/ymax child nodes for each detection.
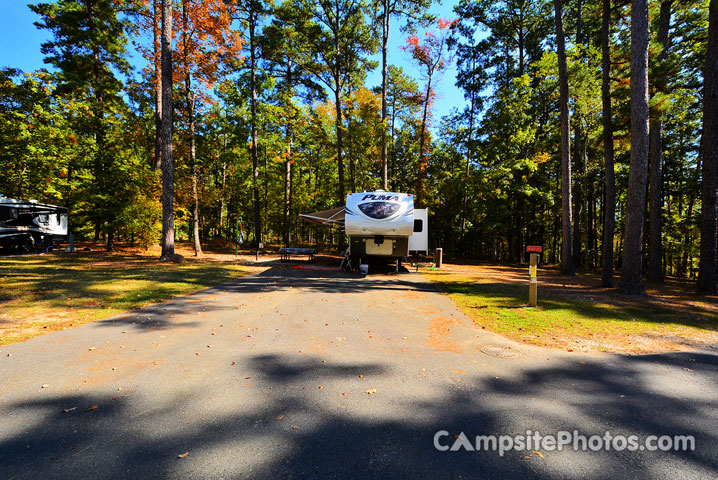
<box><xmin>1</xmin><ymin>264</ymin><xmax>716</xmax><ymax>479</ymax></box>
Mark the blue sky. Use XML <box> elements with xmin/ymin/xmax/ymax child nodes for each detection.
<box><xmin>0</xmin><ymin>1</ymin><xmax>467</xmax><ymax>122</ymax></box>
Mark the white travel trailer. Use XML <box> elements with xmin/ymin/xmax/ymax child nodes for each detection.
<box><xmin>345</xmin><ymin>190</ymin><xmax>428</xmax><ymax>260</ymax></box>
<box><xmin>298</xmin><ymin>190</ymin><xmax>429</xmax><ymax>265</ymax></box>
<box><xmin>0</xmin><ymin>195</ymin><xmax>68</xmax><ymax>252</ymax></box>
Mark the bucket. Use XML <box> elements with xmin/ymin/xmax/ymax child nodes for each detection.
<box><xmin>359</xmin><ymin>264</ymin><xmax>369</xmax><ymax>275</ymax></box>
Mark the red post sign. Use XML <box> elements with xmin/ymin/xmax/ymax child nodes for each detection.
<box><xmin>526</xmin><ymin>245</ymin><xmax>543</xmax><ymax>254</ymax></box>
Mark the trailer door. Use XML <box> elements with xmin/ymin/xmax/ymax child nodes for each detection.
<box><xmin>408</xmin><ymin>209</ymin><xmax>428</xmax><ymax>254</ymax></box>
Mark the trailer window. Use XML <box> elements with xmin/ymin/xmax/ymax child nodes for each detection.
<box><xmin>414</xmin><ymin>219</ymin><xmax>423</xmax><ymax>232</ymax></box>
<box><xmin>358</xmin><ymin>202</ymin><xmax>399</xmax><ymax>219</ymax></box>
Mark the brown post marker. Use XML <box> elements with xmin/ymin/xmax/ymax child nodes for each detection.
<box><xmin>435</xmin><ymin>248</ymin><xmax>443</xmax><ymax>268</ymax></box>
<box><xmin>526</xmin><ymin>246</ymin><xmax>542</xmax><ymax>307</ymax></box>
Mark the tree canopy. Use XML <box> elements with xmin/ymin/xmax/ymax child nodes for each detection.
<box><xmin>1</xmin><ymin>0</ymin><xmax>716</xmax><ymax>294</ymax></box>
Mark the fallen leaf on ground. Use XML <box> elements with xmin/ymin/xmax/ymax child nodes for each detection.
<box><xmin>177</xmin><ymin>452</ymin><xmax>189</xmax><ymax>459</ymax></box>
<box><xmin>290</xmin><ymin>425</ymin><xmax>300</xmax><ymax>430</ymax></box>
<box><xmin>88</xmin><ymin>347</ymin><xmax>96</xmax><ymax>351</ymax></box>
<box><xmin>277</xmin><ymin>415</ymin><xmax>284</xmax><ymax>420</ymax></box>
<box><xmin>533</xmin><ymin>450</ymin><xmax>545</xmax><ymax>459</ymax></box>
<box><xmin>365</xmin><ymin>389</ymin><xmax>377</xmax><ymax>395</ymax></box>
<box><xmin>86</xmin><ymin>405</ymin><xmax>98</xmax><ymax>412</ymax></box>
<box><xmin>359</xmin><ymin>374</ymin><xmax>364</xmax><ymax>379</ymax></box>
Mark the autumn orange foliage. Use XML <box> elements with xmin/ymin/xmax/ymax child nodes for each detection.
<box><xmin>400</xmin><ymin>18</ymin><xmax>455</xmax><ymax>206</ymax></box>
<box><xmin>134</xmin><ymin>0</ymin><xmax>243</xmax><ymax>106</ymax></box>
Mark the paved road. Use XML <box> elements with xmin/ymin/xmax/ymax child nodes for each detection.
<box><xmin>1</xmin><ymin>265</ymin><xmax>716</xmax><ymax>479</ymax></box>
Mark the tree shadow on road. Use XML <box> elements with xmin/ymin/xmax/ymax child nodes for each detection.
<box><xmin>1</xmin><ymin>350</ymin><xmax>716</xmax><ymax>479</ymax></box>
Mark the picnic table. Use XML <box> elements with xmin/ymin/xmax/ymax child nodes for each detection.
<box><xmin>279</xmin><ymin>247</ymin><xmax>317</xmax><ymax>262</ymax></box>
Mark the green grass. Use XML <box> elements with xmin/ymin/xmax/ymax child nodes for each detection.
<box><xmin>0</xmin><ymin>252</ymin><xmax>252</xmax><ymax>346</ymax></box>
<box><xmin>424</xmin><ymin>269</ymin><xmax>718</xmax><ymax>352</ymax></box>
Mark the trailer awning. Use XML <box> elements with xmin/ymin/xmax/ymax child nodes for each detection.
<box><xmin>298</xmin><ymin>207</ymin><xmax>345</xmax><ymax>225</ymax></box>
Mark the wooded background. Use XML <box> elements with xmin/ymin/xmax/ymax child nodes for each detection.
<box><xmin>1</xmin><ymin>0</ymin><xmax>716</xmax><ymax>294</ymax></box>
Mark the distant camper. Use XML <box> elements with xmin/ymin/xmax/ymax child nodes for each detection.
<box><xmin>345</xmin><ymin>190</ymin><xmax>428</xmax><ymax>262</ymax></box>
<box><xmin>0</xmin><ymin>194</ymin><xmax>68</xmax><ymax>253</ymax></box>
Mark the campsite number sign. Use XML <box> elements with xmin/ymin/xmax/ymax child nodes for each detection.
<box><xmin>526</xmin><ymin>246</ymin><xmax>542</xmax><ymax>307</ymax></box>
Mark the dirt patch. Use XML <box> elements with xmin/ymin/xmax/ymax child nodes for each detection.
<box><xmin>400</xmin><ymin>291</ymin><xmax>427</xmax><ymax>300</ymax></box>
<box><xmin>425</xmin><ymin>316</ymin><xmax>462</xmax><ymax>353</ymax></box>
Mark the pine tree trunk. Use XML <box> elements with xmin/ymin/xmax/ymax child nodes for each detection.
<box><xmin>554</xmin><ymin>0</ymin><xmax>574</xmax><ymax>275</ymax></box>
<box><xmin>153</xmin><ymin>0</ymin><xmax>162</xmax><ymax>172</ymax></box>
<box><xmin>390</xmin><ymin>92</ymin><xmax>397</xmax><ymax>189</ymax></box>
<box><xmin>461</xmin><ymin>90</ymin><xmax>476</xmax><ymax>256</ymax></box>
<box><xmin>380</xmin><ymin>0</ymin><xmax>389</xmax><ymax>190</ymax></box>
<box><xmin>698</xmin><ymin>0</ymin><xmax>718</xmax><ymax>294</ymax></box>
<box><xmin>601</xmin><ymin>0</ymin><xmax>615</xmax><ymax>287</ymax></box>
<box><xmin>572</xmin><ymin>0</ymin><xmax>583</xmax><ymax>269</ymax></box>
<box><xmin>648</xmin><ymin>0</ymin><xmax>672</xmax><ymax>283</ymax></box>
<box><xmin>417</xmin><ymin>76</ymin><xmax>432</xmax><ymax>208</ymax></box>
<box><xmin>681</xmin><ymin>192</ymin><xmax>695</xmax><ymax>277</ymax></box>
<box><xmin>334</xmin><ymin>74</ymin><xmax>346</xmax><ymax>251</ymax></box>
<box><xmin>284</xmin><ymin>124</ymin><xmax>293</xmax><ymax>247</ymax></box>
<box><xmin>188</xmin><ymin>95</ymin><xmax>202</xmax><ymax>256</ymax></box>
<box><xmin>348</xmin><ymin>84</ymin><xmax>356</xmax><ymax>194</ymax></box>
<box><xmin>249</xmin><ymin>14</ymin><xmax>262</xmax><ymax>246</ymax></box>
<box><xmin>573</xmin><ymin>122</ymin><xmax>583</xmax><ymax>269</ymax></box>
<box><xmin>587</xmin><ymin>172</ymin><xmax>595</xmax><ymax>270</ymax></box>
<box><xmin>219</xmin><ymin>135</ymin><xmax>227</xmax><ymax>238</ymax></box>
<box><xmin>159</xmin><ymin>0</ymin><xmax>174</xmax><ymax>261</ymax></box>
<box><xmin>619</xmin><ymin>0</ymin><xmax>650</xmax><ymax>295</ymax></box>
<box><xmin>183</xmin><ymin>1</ymin><xmax>202</xmax><ymax>257</ymax></box>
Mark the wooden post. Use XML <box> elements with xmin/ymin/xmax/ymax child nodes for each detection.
<box><xmin>529</xmin><ymin>253</ymin><xmax>538</xmax><ymax>307</ymax></box>
<box><xmin>435</xmin><ymin>248</ymin><xmax>443</xmax><ymax>268</ymax></box>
